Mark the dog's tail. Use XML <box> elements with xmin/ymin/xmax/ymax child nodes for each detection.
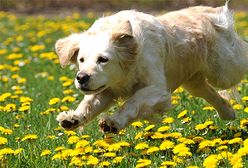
<box><xmin>213</xmin><ymin>1</ymin><xmax>248</xmax><ymax>73</ymax></box>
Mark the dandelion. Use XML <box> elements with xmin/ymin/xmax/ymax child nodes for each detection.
<box><xmin>203</xmin><ymin>154</ymin><xmax>219</xmax><ymax>168</ymax></box>
<box><xmin>131</xmin><ymin>121</ymin><xmax>144</xmax><ymax>128</ymax></box>
<box><xmin>113</xmin><ymin>156</ymin><xmax>124</xmax><ymax>164</ymax></box>
<box><xmin>67</xmin><ymin>136</ymin><xmax>80</xmax><ymax>144</ymax></box>
<box><xmin>161</xmin><ymin>161</ymin><xmax>177</xmax><ymax>167</ymax></box>
<box><xmin>55</xmin><ymin>146</ymin><xmax>66</xmax><ymax>152</ymax></box>
<box><xmin>86</xmin><ymin>155</ymin><xmax>99</xmax><ymax>165</ymax></box>
<box><xmin>178</xmin><ymin>109</ymin><xmax>188</xmax><ymax>118</ymax></box>
<box><xmin>76</xmin><ymin>140</ymin><xmax>90</xmax><ymax>148</ymax></box>
<box><xmin>146</xmin><ymin>146</ymin><xmax>160</xmax><ymax>155</ymax></box>
<box><xmin>103</xmin><ymin>152</ymin><xmax>116</xmax><ymax>157</ymax></box>
<box><xmin>49</xmin><ymin>98</ymin><xmax>60</xmax><ymax>105</ymax></box>
<box><xmin>157</xmin><ymin>126</ymin><xmax>170</xmax><ymax>132</ymax></box>
<box><xmin>135</xmin><ymin>142</ymin><xmax>149</xmax><ymax>150</ymax></box>
<box><xmin>135</xmin><ymin>159</ymin><xmax>151</xmax><ymax>168</ymax></box>
<box><xmin>69</xmin><ymin>157</ymin><xmax>85</xmax><ymax>166</ymax></box>
<box><xmin>64</xmin><ymin>130</ymin><xmax>76</xmax><ymax>136</ymax></box>
<box><xmin>160</xmin><ymin>140</ymin><xmax>175</xmax><ymax>150</ymax></box>
<box><xmin>0</xmin><ymin>137</ymin><xmax>8</xmax><ymax>145</ymax></box>
<box><xmin>99</xmin><ymin>161</ymin><xmax>111</xmax><ymax>167</ymax></box>
<box><xmin>14</xmin><ymin>148</ymin><xmax>23</xmax><ymax>155</ymax></box>
<box><xmin>228</xmin><ymin>137</ymin><xmax>243</xmax><ymax>145</ymax></box>
<box><xmin>21</xmin><ymin>134</ymin><xmax>38</xmax><ymax>141</ymax></box>
<box><xmin>173</xmin><ymin>143</ymin><xmax>192</xmax><ymax>157</ymax></box>
<box><xmin>162</xmin><ymin>117</ymin><xmax>174</xmax><ymax>124</ymax></box>
<box><xmin>144</xmin><ymin>124</ymin><xmax>155</xmax><ymax>131</ymax></box>
<box><xmin>3</xmin><ymin>104</ymin><xmax>16</xmax><ymax>112</ymax></box>
<box><xmin>40</xmin><ymin>149</ymin><xmax>52</xmax><ymax>156</ymax></box>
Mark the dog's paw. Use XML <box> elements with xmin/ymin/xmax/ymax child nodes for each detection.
<box><xmin>99</xmin><ymin>116</ymin><xmax>119</xmax><ymax>134</ymax></box>
<box><xmin>56</xmin><ymin>110</ymin><xmax>80</xmax><ymax>130</ymax></box>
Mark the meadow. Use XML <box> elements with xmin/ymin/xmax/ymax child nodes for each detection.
<box><xmin>0</xmin><ymin>10</ymin><xmax>248</xmax><ymax>168</ymax></box>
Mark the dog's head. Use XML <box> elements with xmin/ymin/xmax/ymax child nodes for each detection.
<box><xmin>55</xmin><ymin>20</ymin><xmax>138</xmax><ymax>94</ymax></box>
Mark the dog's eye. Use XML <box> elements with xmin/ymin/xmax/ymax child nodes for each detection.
<box><xmin>79</xmin><ymin>57</ymin><xmax>84</xmax><ymax>63</ymax></box>
<box><xmin>97</xmin><ymin>56</ymin><xmax>109</xmax><ymax>64</ymax></box>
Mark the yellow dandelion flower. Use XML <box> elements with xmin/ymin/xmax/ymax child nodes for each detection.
<box><xmin>40</xmin><ymin>149</ymin><xmax>52</xmax><ymax>156</ymax></box>
<box><xmin>151</xmin><ymin>132</ymin><xmax>166</xmax><ymax>139</ymax></box>
<box><xmin>62</xmin><ymin>80</ymin><xmax>73</xmax><ymax>87</ymax></box>
<box><xmin>21</xmin><ymin>134</ymin><xmax>38</xmax><ymax>141</ymax></box>
<box><xmin>3</xmin><ymin>103</ymin><xmax>16</xmax><ymax>112</ymax></box>
<box><xmin>240</xmin><ymin>118</ymin><xmax>248</xmax><ymax>129</ymax></box>
<box><xmin>161</xmin><ymin>161</ymin><xmax>177</xmax><ymax>167</ymax></box>
<box><xmin>144</xmin><ymin>124</ymin><xmax>155</xmax><ymax>131</ymax></box>
<box><xmin>146</xmin><ymin>146</ymin><xmax>160</xmax><ymax>155</ymax></box>
<box><xmin>103</xmin><ymin>152</ymin><xmax>116</xmax><ymax>158</ymax></box>
<box><xmin>135</xmin><ymin>159</ymin><xmax>151</xmax><ymax>168</ymax></box>
<box><xmin>51</xmin><ymin>153</ymin><xmax>63</xmax><ymax>160</ymax></box>
<box><xmin>228</xmin><ymin>137</ymin><xmax>243</xmax><ymax>145</ymax></box>
<box><xmin>62</xmin><ymin>96</ymin><xmax>76</xmax><ymax>103</ymax></box>
<box><xmin>135</xmin><ymin>132</ymin><xmax>144</xmax><ymax>140</ymax></box>
<box><xmin>60</xmin><ymin>105</ymin><xmax>69</xmax><ymax>111</ymax></box>
<box><xmin>0</xmin><ymin>148</ymin><xmax>14</xmax><ymax>155</ymax></box>
<box><xmin>67</xmin><ymin>136</ymin><xmax>80</xmax><ymax>144</ymax></box>
<box><xmin>14</xmin><ymin>148</ymin><xmax>23</xmax><ymax>155</ymax></box>
<box><xmin>0</xmin><ymin>137</ymin><xmax>8</xmax><ymax>145</ymax></box>
<box><xmin>1</xmin><ymin>128</ymin><xmax>13</xmax><ymax>135</ymax></box>
<box><xmin>86</xmin><ymin>155</ymin><xmax>99</xmax><ymax>165</ymax></box>
<box><xmin>131</xmin><ymin>121</ymin><xmax>143</xmax><ymax>128</ymax></box>
<box><xmin>162</xmin><ymin>117</ymin><xmax>174</xmax><ymax>124</ymax></box>
<box><xmin>19</xmin><ymin>96</ymin><xmax>33</xmax><ymax>103</ymax></box>
<box><xmin>160</xmin><ymin>140</ymin><xmax>175</xmax><ymax>150</ymax></box>
<box><xmin>217</xmin><ymin>145</ymin><xmax>228</xmax><ymax>151</ymax></box>
<box><xmin>135</xmin><ymin>142</ymin><xmax>149</xmax><ymax>150</ymax></box>
<box><xmin>18</xmin><ymin>105</ymin><xmax>30</xmax><ymax>112</ymax></box>
<box><xmin>177</xmin><ymin>109</ymin><xmax>188</xmax><ymax>119</ymax></box>
<box><xmin>49</xmin><ymin>97</ymin><xmax>60</xmax><ymax>105</ymax></box>
<box><xmin>244</xmin><ymin>107</ymin><xmax>248</xmax><ymax>113</ymax></box>
<box><xmin>63</xmin><ymin>89</ymin><xmax>74</xmax><ymax>95</ymax></box>
<box><xmin>157</xmin><ymin>126</ymin><xmax>170</xmax><ymax>132</ymax></box>
<box><xmin>113</xmin><ymin>156</ymin><xmax>124</xmax><ymax>164</ymax></box>
<box><xmin>64</xmin><ymin>130</ymin><xmax>76</xmax><ymax>136</ymax></box>
<box><xmin>233</xmin><ymin>104</ymin><xmax>243</xmax><ymax>110</ymax></box>
<box><xmin>69</xmin><ymin>156</ymin><xmax>85</xmax><ymax>166</ymax></box>
<box><xmin>76</xmin><ymin>140</ymin><xmax>90</xmax><ymax>148</ymax></box>
<box><xmin>173</xmin><ymin>144</ymin><xmax>190</xmax><ymax>155</ymax></box>
<box><xmin>99</xmin><ymin>161</ymin><xmax>111</xmax><ymax>167</ymax></box>
<box><xmin>93</xmin><ymin>140</ymin><xmax>109</xmax><ymax>149</ymax></box>
<box><xmin>203</xmin><ymin>154</ymin><xmax>219</xmax><ymax>168</ymax></box>
<box><xmin>178</xmin><ymin>137</ymin><xmax>195</xmax><ymax>145</ymax></box>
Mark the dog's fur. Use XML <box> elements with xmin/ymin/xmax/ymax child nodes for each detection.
<box><xmin>55</xmin><ymin>3</ymin><xmax>248</xmax><ymax>133</ymax></box>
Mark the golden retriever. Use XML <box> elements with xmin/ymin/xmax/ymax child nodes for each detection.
<box><xmin>55</xmin><ymin>3</ymin><xmax>248</xmax><ymax>133</ymax></box>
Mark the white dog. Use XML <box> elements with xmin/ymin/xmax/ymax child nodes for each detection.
<box><xmin>56</xmin><ymin>3</ymin><xmax>248</xmax><ymax>133</ymax></box>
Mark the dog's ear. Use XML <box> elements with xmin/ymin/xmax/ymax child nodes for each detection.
<box><xmin>111</xmin><ymin>20</ymin><xmax>134</xmax><ymax>45</ymax></box>
<box><xmin>55</xmin><ymin>33</ymin><xmax>80</xmax><ymax>68</ymax></box>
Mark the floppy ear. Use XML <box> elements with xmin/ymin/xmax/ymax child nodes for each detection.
<box><xmin>111</xmin><ymin>20</ymin><xmax>134</xmax><ymax>46</ymax></box>
<box><xmin>111</xmin><ymin>20</ymin><xmax>137</xmax><ymax>56</ymax></box>
<box><xmin>55</xmin><ymin>33</ymin><xmax>81</xmax><ymax>68</ymax></box>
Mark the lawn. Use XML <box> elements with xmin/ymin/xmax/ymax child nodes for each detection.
<box><xmin>0</xmin><ymin>10</ymin><xmax>248</xmax><ymax>168</ymax></box>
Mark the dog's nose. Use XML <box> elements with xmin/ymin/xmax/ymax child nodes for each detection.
<box><xmin>76</xmin><ymin>73</ymin><xmax>90</xmax><ymax>85</ymax></box>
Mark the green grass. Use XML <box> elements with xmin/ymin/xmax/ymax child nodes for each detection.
<box><xmin>0</xmin><ymin>11</ymin><xmax>248</xmax><ymax>168</ymax></box>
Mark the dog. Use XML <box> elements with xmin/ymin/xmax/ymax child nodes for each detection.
<box><xmin>55</xmin><ymin>3</ymin><xmax>248</xmax><ymax>134</ymax></box>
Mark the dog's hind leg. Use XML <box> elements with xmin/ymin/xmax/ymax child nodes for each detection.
<box><xmin>182</xmin><ymin>73</ymin><xmax>236</xmax><ymax>120</ymax></box>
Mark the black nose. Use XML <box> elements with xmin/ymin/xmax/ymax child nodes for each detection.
<box><xmin>76</xmin><ymin>73</ymin><xmax>90</xmax><ymax>85</ymax></box>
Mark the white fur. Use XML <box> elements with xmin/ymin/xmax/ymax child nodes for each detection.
<box><xmin>55</xmin><ymin>4</ymin><xmax>248</xmax><ymax>133</ymax></box>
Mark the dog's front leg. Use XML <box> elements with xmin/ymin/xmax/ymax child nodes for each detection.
<box><xmin>99</xmin><ymin>85</ymin><xmax>171</xmax><ymax>133</ymax></box>
<box><xmin>57</xmin><ymin>90</ymin><xmax>114</xmax><ymax>130</ymax></box>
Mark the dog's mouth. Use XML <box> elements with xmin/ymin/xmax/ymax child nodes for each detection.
<box><xmin>80</xmin><ymin>85</ymin><xmax>107</xmax><ymax>94</ymax></box>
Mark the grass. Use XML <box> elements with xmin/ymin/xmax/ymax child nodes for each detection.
<box><xmin>0</xmin><ymin>10</ymin><xmax>248</xmax><ymax>168</ymax></box>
